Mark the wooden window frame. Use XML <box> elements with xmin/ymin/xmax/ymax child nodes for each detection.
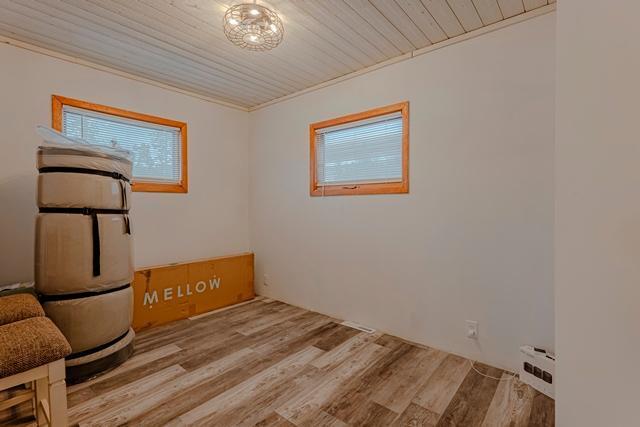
<box><xmin>52</xmin><ymin>95</ymin><xmax>188</xmax><ymax>193</ymax></box>
<box><xmin>309</xmin><ymin>101</ymin><xmax>409</xmax><ymax>197</ymax></box>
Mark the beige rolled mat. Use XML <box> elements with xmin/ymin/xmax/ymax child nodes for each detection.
<box><xmin>43</xmin><ymin>286</ymin><xmax>133</xmax><ymax>354</ymax></box>
<box><xmin>37</xmin><ymin>146</ymin><xmax>132</xmax><ymax>181</ymax></box>
<box><xmin>38</xmin><ymin>173</ymin><xmax>131</xmax><ymax>210</ymax></box>
<box><xmin>65</xmin><ymin>328</ymin><xmax>135</xmax><ymax>368</ymax></box>
<box><xmin>35</xmin><ymin>213</ymin><xmax>133</xmax><ymax>295</ymax></box>
<box><xmin>37</xmin><ymin>145</ymin><xmax>132</xmax><ymax>210</ymax></box>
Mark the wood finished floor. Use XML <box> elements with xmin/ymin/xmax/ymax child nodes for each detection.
<box><xmin>2</xmin><ymin>298</ymin><xmax>554</xmax><ymax>426</ymax></box>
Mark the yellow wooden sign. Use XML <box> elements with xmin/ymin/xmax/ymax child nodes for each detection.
<box><xmin>132</xmin><ymin>253</ymin><xmax>254</xmax><ymax>331</ymax></box>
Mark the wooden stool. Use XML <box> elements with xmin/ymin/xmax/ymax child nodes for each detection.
<box><xmin>0</xmin><ymin>317</ymin><xmax>72</xmax><ymax>426</ymax></box>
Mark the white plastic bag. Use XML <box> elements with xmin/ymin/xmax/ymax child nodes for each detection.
<box><xmin>36</xmin><ymin>125</ymin><xmax>132</xmax><ymax>163</ymax></box>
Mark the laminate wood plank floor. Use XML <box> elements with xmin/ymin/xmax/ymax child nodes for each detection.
<box><xmin>1</xmin><ymin>298</ymin><xmax>554</xmax><ymax>426</ymax></box>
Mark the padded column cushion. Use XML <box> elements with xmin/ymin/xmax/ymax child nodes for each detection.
<box><xmin>0</xmin><ymin>294</ymin><xmax>44</xmax><ymax>326</ymax></box>
<box><xmin>0</xmin><ymin>317</ymin><xmax>71</xmax><ymax>378</ymax></box>
<box><xmin>38</xmin><ymin>173</ymin><xmax>131</xmax><ymax>210</ymax></box>
<box><xmin>37</xmin><ymin>134</ymin><xmax>132</xmax><ymax>211</ymax></box>
<box><xmin>37</xmin><ymin>147</ymin><xmax>132</xmax><ymax>181</ymax></box>
<box><xmin>35</xmin><ymin>213</ymin><xmax>133</xmax><ymax>295</ymax></box>
<box><xmin>65</xmin><ymin>328</ymin><xmax>134</xmax><ymax>383</ymax></box>
<box><xmin>43</xmin><ymin>286</ymin><xmax>133</xmax><ymax>354</ymax></box>
<box><xmin>65</xmin><ymin>328</ymin><xmax>134</xmax><ymax>367</ymax></box>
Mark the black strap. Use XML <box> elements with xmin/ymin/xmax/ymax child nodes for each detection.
<box><xmin>39</xmin><ymin>207</ymin><xmax>131</xmax><ymax>277</ymax></box>
<box><xmin>119</xmin><ymin>180</ymin><xmax>128</xmax><ymax>210</ymax></box>
<box><xmin>39</xmin><ymin>208</ymin><xmax>129</xmax><ymax>214</ymax></box>
<box><xmin>123</xmin><ymin>214</ymin><xmax>131</xmax><ymax>235</ymax></box>
<box><xmin>39</xmin><ymin>283</ymin><xmax>131</xmax><ymax>302</ymax></box>
<box><xmin>90</xmin><ymin>210</ymin><xmax>100</xmax><ymax>276</ymax></box>
<box><xmin>39</xmin><ymin>166</ymin><xmax>130</xmax><ymax>183</ymax></box>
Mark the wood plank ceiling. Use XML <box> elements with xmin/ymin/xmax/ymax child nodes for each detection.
<box><xmin>0</xmin><ymin>0</ymin><xmax>555</xmax><ymax>109</ymax></box>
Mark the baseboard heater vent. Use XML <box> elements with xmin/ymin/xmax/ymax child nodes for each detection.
<box><xmin>519</xmin><ymin>345</ymin><xmax>555</xmax><ymax>399</ymax></box>
<box><xmin>341</xmin><ymin>320</ymin><xmax>376</xmax><ymax>334</ymax></box>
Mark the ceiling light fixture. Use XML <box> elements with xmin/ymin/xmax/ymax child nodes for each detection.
<box><xmin>223</xmin><ymin>1</ymin><xmax>284</xmax><ymax>52</ymax></box>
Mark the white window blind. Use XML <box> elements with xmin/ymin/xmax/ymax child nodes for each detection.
<box><xmin>62</xmin><ymin>106</ymin><xmax>182</xmax><ymax>183</ymax></box>
<box><xmin>315</xmin><ymin>111</ymin><xmax>403</xmax><ymax>186</ymax></box>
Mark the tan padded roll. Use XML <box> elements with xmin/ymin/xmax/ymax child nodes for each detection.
<box><xmin>38</xmin><ymin>173</ymin><xmax>131</xmax><ymax>210</ymax></box>
<box><xmin>35</xmin><ymin>213</ymin><xmax>133</xmax><ymax>295</ymax></box>
<box><xmin>43</xmin><ymin>286</ymin><xmax>133</xmax><ymax>354</ymax></box>
<box><xmin>37</xmin><ymin>147</ymin><xmax>132</xmax><ymax>181</ymax></box>
<box><xmin>35</xmin><ymin>131</ymin><xmax>136</xmax><ymax>377</ymax></box>
<box><xmin>65</xmin><ymin>328</ymin><xmax>135</xmax><ymax>367</ymax></box>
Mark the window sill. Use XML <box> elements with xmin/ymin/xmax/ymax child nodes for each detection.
<box><xmin>310</xmin><ymin>181</ymin><xmax>408</xmax><ymax>196</ymax></box>
<box><xmin>132</xmin><ymin>182</ymin><xmax>188</xmax><ymax>193</ymax></box>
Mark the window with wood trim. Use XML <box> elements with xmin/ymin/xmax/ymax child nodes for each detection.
<box><xmin>310</xmin><ymin>101</ymin><xmax>409</xmax><ymax>196</ymax></box>
<box><xmin>52</xmin><ymin>95</ymin><xmax>188</xmax><ymax>193</ymax></box>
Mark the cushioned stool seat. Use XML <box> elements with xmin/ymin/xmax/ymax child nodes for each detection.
<box><xmin>0</xmin><ymin>294</ymin><xmax>45</xmax><ymax>326</ymax></box>
<box><xmin>0</xmin><ymin>317</ymin><xmax>71</xmax><ymax>378</ymax></box>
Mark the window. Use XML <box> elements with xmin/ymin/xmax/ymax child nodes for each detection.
<box><xmin>52</xmin><ymin>95</ymin><xmax>188</xmax><ymax>193</ymax></box>
<box><xmin>310</xmin><ymin>101</ymin><xmax>409</xmax><ymax>196</ymax></box>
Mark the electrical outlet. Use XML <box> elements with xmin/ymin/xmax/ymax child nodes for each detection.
<box><xmin>263</xmin><ymin>274</ymin><xmax>269</xmax><ymax>287</ymax></box>
<box><xmin>466</xmin><ymin>320</ymin><xmax>478</xmax><ymax>339</ymax></box>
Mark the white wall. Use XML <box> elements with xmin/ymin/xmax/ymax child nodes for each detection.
<box><xmin>0</xmin><ymin>13</ymin><xmax>556</xmax><ymax>374</ymax></box>
<box><xmin>249</xmin><ymin>13</ymin><xmax>555</xmax><ymax>371</ymax></box>
<box><xmin>0</xmin><ymin>43</ymin><xmax>250</xmax><ymax>285</ymax></box>
<box><xmin>556</xmin><ymin>1</ymin><xmax>640</xmax><ymax>425</ymax></box>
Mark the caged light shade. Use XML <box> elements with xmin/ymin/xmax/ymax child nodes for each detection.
<box><xmin>223</xmin><ymin>2</ymin><xmax>284</xmax><ymax>51</ymax></box>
